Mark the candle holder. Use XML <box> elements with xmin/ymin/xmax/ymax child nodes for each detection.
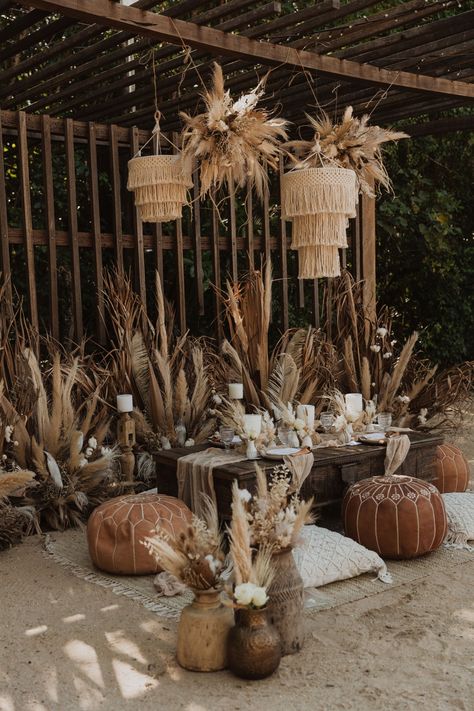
<box><xmin>117</xmin><ymin>412</ymin><xmax>136</xmax><ymax>481</ymax></box>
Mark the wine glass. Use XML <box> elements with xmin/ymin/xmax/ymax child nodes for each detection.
<box><xmin>219</xmin><ymin>426</ymin><xmax>235</xmax><ymax>454</ymax></box>
<box><xmin>320</xmin><ymin>412</ymin><xmax>335</xmax><ymax>434</ymax></box>
<box><xmin>278</xmin><ymin>426</ymin><xmax>291</xmax><ymax>447</ymax></box>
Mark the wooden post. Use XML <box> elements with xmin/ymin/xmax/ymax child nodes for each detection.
<box><xmin>360</xmin><ymin>185</ymin><xmax>376</xmax><ymax>324</ymax></box>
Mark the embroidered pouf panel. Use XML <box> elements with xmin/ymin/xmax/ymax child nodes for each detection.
<box><xmin>342</xmin><ymin>475</ymin><xmax>447</xmax><ymax>560</ymax></box>
<box><xmin>434</xmin><ymin>443</ymin><xmax>470</xmax><ymax>493</ymax></box>
<box><xmin>87</xmin><ymin>493</ymin><xmax>192</xmax><ymax>575</ymax></box>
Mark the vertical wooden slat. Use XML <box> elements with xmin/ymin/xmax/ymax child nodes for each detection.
<box><xmin>361</xmin><ymin>185</ymin><xmax>376</xmax><ymax>323</ymax></box>
<box><xmin>88</xmin><ymin>121</ymin><xmax>106</xmax><ymax>345</ymax></box>
<box><xmin>263</xmin><ymin>167</ymin><xmax>271</xmax><ymax>263</ymax></box>
<box><xmin>246</xmin><ymin>184</ymin><xmax>254</xmax><ymax>271</ymax></box>
<box><xmin>65</xmin><ymin>117</ymin><xmax>83</xmax><ymax>340</ymax></box>
<box><xmin>130</xmin><ymin>127</ymin><xmax>147</xmax><ymax>310</ymax></box>
<box><xmin>0</xmin><ymin>113</ymin><xmax>12</xmax><ymax>305</ymax></box>
<box><xmin>354</xmin><ymin>200</ymin><xmax>362</xmax><ymax>282</ymax></box>
<box><xmin>109</xmin><ymin>123</ymin><xmax>124</xmax><ymax>273</ymax></box>
<box><xmin>192</xmin><ymin>167</ymin><xmax>204</xmax><ymax>315</ymax></box>
<box><xmin>41</xmin><ymin>115</ymin><xmax>59</xmax><ymax>341</ymax></box>
<box><xmin>229</xmin><ymin>189</ymin><xmax>238</xmax><ymax>283</ymax></box>
<box><xmin>311</xmin><ymin>279</ymin><xmax>320</xmax><ymax>328</ymax></box>
<box><xmin>278</xmin><ymin>156</ymin><xmax>289</xmax><ymax>331</ymax></box>
<box><xmin>18</xmin><ymin>111</ymin><xmax>39</xmax><ymax>335</ymax></box>
<box><xmin>297</xmin><ymin>251</ymin><xmax>305</xmax><ymax>309</ymax></box>
<box><xmin>173</xmin><ymin>132</ymin><xmax>186</xmax><ymax>334</ymax></box>
<box><xmin>211</xmin><ymin>191</ymin><xmax>223</xmax><ymax>343</ymax></box>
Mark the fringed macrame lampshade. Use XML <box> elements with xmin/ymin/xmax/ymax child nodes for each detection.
<box><xmin>281</xmin><ymin>166</ymin><xmax>357</xmax><ymax>279</ymax></box>
<box><xmin>127</xmin><ymin>154</ymin><xmax>193</xmax><ymax>223</ymax></box>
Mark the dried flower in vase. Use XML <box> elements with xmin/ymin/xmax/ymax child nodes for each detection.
<box><xmin>285</xmin><ymin>106</ymin><xmax>408</xmax><ymax>196</ymax></box>
<box><xmin>143</xmin><ymin>495</ymin><xmax>227</xmax><ymax>591</ymax></box>
<box><xmin>180</xmin><ymin>63</ymin><xmax>288</xmax><ymax>200</ymax></box>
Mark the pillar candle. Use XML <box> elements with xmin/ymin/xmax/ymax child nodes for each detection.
<box><xmin>228</xmin><ymin>383</ymin><xmax>244</xmax><ymax>399</ymax></box>
<box><xmin>296</xmin><ymin>404</ymin><xmax>315</xmax><ymax>429</ymax></box>
<box><xmin>243</xmin><ymin>414</ymin><xmax>262</xmax><ymax>438</ymax></box>
<box><xmin>116</xmin><ymin>394</ymin><xmax>133</xmax><ymax>413</ymax></box>
<box><xmin>345</xmin><ymin>393</ymin><xmax>363</xmax><ymax>418</ymax></box>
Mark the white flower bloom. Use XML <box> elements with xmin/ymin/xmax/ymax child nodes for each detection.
<box><xmin>79</xmin><ymin>457</ymin><xmax>88</xmax><ymax>468</ymax></box>
<box><xmin>238</xmin><ymin>488</ymin><xmax>252</xmax><ymax>503</ymax></box>
<box><xmin>204</xmin><ymin>554</ymin><xmax>221</xmax><ymax>576</ymax></box>
<box><xmin>212</xmin><ymin>394</ymin><xmax>222</xmax><ymax>405</ymax></box>
<box><xmin>397</xmin><ymin>395</ymin><xmax>410</xmax><ymax>404</ymax></box>
<box><xmin>383</xmin><ymin>352</ymin><xmax>392</xmax><ymax>359</ymax></box>
<box><xmin>85</xmin><ymin>447</ymin><xmax>93</xmax><ymax>457</ymax></box>
<box><xmin>376</xmin><ymin>327</ymin><xmax>388</xmax><ymax>338</ymax></box>
<box><xmin>184</xmin><ymin>438</ymin><xmax>195</xmax><ymax>447</ymax></box>
<box><xmin>13</xmin><ymin>441</ymin><xmax>19</xmax><ymax>447</ymax></box>
<box><xmin>251</xmin><ymin>586</ymin><xmax>268</xmax><ymax>608</ymax></box>
<box><xmin>1</xmin><ymin>454</ymin><xmax>7</xmax><ymax>461</ymax></box>
<box><xmin>88</xmin><ymin>437</ymin><xmax>97</xmax><ymax>449</ymax></box>
<box><xmin>391</xmin><ymin>340</ymin><xmax>397</xmax><ymax>347</ymax></box>
<box><xmin>370</xmin><ymin>345</ymin><xmax>381</xmax><ymax>353</ymax></box>
<box><xmin>4</xmin><ymin>425</ymin><xmax>13</xmax><ymax>443</ymax></box>
<box><xmin>234</xmin><ymin>582</ymin><xmax>257</xmax><ymax>606</ymax></box>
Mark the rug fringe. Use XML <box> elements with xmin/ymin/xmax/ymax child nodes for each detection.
<box><xmin>41</xmin><ymin>534</ymin><xmax>182</xmax><ymax>620</ymax></box>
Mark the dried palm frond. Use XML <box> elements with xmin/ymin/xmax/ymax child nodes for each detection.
<box><xmin>181</xmin><ymin>63</ymin><xmax>288</xmax><ymax>200</ymax></box>
<box><xmin>285</xmin><ymin>106</ymin><xmax>408</xmax><ymax>196</ymax></box>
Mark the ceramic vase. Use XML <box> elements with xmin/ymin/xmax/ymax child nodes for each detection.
<box><xmin>267</xmin><ymin>547</ymin><xmax>305</xmax><ymax>655</ymax></box>
<box><xmin>227</xmin><ymin>607</ymin><xmax>281</xmax><ymax>680</ymax></box>
<box><xmin>176</xmin><ymin>588</ymin><xmax>233</xmax><ymax>672</ymax></box>
<box><xmin>246</xmin><ymin>439</ymin><xmax>258</xmax><ymax>460</ymax></box>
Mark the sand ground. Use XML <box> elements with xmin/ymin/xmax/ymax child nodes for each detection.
<box><xmin>1</xmin><ymin>415</ymin><xmax>473</xmax><ymax>711</ymax></box>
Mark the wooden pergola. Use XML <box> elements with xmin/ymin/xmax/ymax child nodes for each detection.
<box><xmin>0</xmin><ymin>0</ymin><xmax>473</xmax><ymax>343</ymax></box>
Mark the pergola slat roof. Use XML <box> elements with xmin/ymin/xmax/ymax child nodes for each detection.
<box><xmin>1</xmin><ymin>0</ymin><xmax>473</xmax><ymax>133</ymax></box>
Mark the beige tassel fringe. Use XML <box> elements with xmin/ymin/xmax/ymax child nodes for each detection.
<box><xmin>133</xmin><ymin>183</ymin><xmax>188</xmax><ymax>206</ymax></box>
<box><xmin>127</xmin><ymin>154</ymin><xmax>193</xmax><ymax>189</ymax></box>
<box><xmin>282</xmin><ymin>167</ymin><xmax>357</xmax><ymax>218</ymax></box>
<box><xmin>290</xmin><ymin>213</ymin><xmax>349</xmax><ymax>248</ymax></box>
<box><xmin>137</xmin><ymin>202</ymin><xmax>185</xmax><ymax>222</ymax></box>
<box><xmin>297</xmin><ymin>245</ymin><xmax>341</xmax><ymax>279</ymax></box>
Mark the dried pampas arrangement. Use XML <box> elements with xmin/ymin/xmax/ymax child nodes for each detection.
<box><xmin>181</xmin><ymin>63</ymin><xmax>288</xmax><ymax>200</ymax></box>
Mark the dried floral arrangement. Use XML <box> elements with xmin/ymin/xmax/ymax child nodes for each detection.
<box><xmin>236</xmin><ymin>458</ymin><xmax>314</xmax><ymax>553</ymax></box>
<box><xmin>285</xmin><ymin>106</ymin><xmax>408</xmax><ymax>196</ymax></box>
<box><xmin>180</xmin><ymin>63</ymin><xmax>288</xmax><ymax>200</ymax></box>
<box><xmin>143</xmin><ymin>495</ymin><xmax>227</xmax><ymax>590</ymax></box>
<box><xmin>103</xmin><ymin>270</ymin><xmax>216</xmax><ymax>452</ymax></box>
<box><xmin>0</xmin><ymin>349</ymin><xmax>121</xmax><ymax>531</ymax></box>
<box><xmin>220</xmin><ymin>262</ymin><xmax>337</xmax><ymax>411</ymax></box>
<box><xmin>227</xmin><ymin>480</ymin><xmax>274</xmax><ymax>609</ymax></box>
<box><xmin>323</xmin><ymin>272</ymin><xmax>474</xmax><ymax>429</ymax></box>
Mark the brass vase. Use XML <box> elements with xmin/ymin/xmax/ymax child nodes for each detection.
<box><xmin>176</xmin><ymin>588</ymin><xmax>233</xmax><ymax>672</ymax></box>
<box><xmin>227</xmin><ymin>608</ymin><xmax>281</xmax><ymax>680</ymax></box>
<box><xmin>267</xmin><ymin>547</ymin><xmax>305</xmax><ymax>655</ymax></box>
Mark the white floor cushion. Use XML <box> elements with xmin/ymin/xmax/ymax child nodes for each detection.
<box><xmin>293</xmin><ymin>525</ymin><xmax>392</xmax><ymax>587</ymax></box>
<box><xmin>443</xmin><ymin>492</ymin><xmax>474</xmax><ymax>548</ymax></box>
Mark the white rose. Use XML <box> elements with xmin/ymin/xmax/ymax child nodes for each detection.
<box><xmin>184</xmin><ymin>438</ymin><xmax>195</xmax><ymax>447</ymax></box>
<box><xmin>383</xmin><ymin>352</ymin><xmax>392</xmax><ymax>359</ymax></box>
<box><xmin>88</xmin><ymin>437</ymin><xmax>97</xmax><ymax>449</ymax></box>
<box><xmin>370</xmin><ymin>345</ymin><xmax>381</xmax><ymax>353</ymax></box>
<box><xmin>376</xmin><ymin>327</ymin><xmax>388</xmax><ymax>338</ymax></box>
<box><xmin>251</xmin><ymin>586</ymin><xmax>268</xmax><ymax>608</ymax></box>
<box><xmin>213</xmin><ymin>394</ymin><xmax>222</xmax><ymax>405</ymax></box>
<box><xmin>238</xmin><ymin>488</ymin><xmax>252</xmax><ymax>503</ymax></box>
<box><xmin>85</xmin><ymin>447</ymin><xmax>93</xmax><ymax>457</ymax></box>
<box><xmin>234</xmin><ymin>582</ymin><xmax>256</xmax><ymax>606</ymax></box>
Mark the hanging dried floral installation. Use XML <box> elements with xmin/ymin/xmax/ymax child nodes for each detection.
<box><xmin>180</xmin><ymin>63</ymin><xmax>288</xmax><ymax>200</ymax></box>
<box><xmin>283</xmin><ymin>106</ymin><xmax>408</xmax><ymax>279</ymax></box>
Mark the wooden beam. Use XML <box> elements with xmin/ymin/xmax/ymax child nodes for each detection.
<box><xmin>17</xmin><ymin>0</ymin><xmax>474</xmax><ymax>100</ymax></box>
<box><xmin>360</xmin><ymin>185</ymin><xmax>376</xmax><ymax>324</ymax></box>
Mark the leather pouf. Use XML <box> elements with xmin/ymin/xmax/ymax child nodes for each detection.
<box><xmin>87</xmin><ymin>493</ymin><xmax>192</xmax><ymax>574</ymax></box>
<box><xmin>435</xmin><ymin>443</ymin><xmax>470</xmax><ymax>493</ymax></box>
<box><xmin>342</xmin><ymin>475</ymin><xmax>447</xmax><ymax>560</ymax></box>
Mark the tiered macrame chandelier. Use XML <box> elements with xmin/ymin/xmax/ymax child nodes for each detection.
<box><xmin>127</xmin><ymin>112</ymin><xmax>192</xmax><ymax>223</ymax></box>
<box><xmin>281</xmin><ymin>165</ymin><xmax>357</xmax><ymax>279</ymax></box>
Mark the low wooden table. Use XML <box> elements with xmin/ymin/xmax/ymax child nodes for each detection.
<box><xmin>155</xmin><ymin>433</ymin><xmax>443</xmax><ymax>525</ymax></box>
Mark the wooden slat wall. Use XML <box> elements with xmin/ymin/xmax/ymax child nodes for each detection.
<box><xmin>0</xmin><ymin>109</ymin><xmax>371</xmax><ymax>344</ymax></box>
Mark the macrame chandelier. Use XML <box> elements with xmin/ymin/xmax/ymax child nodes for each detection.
<box><xmin>127</xmin><ymin>112</ymin><xmax>193</xmax><ymax>223</ymax></box>
<box><xmin>281</xmin><ymin>165</ymin><xmax>357</xmax><ymax>279</ymax></box>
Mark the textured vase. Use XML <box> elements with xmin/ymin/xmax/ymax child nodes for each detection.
<box><xmin>176</xmin><ymin>588</ymin><xmax>233</xmax><ymax>672</ymax></box>
<box><xmin>267</xmin><ymin>547</ymin><xmax>305</xmax><ymax>655</ymax></box>
<box><xmin>227</xmin><ymin>608</ymin><xmax>281</xmax><ymax>680</ymax></box>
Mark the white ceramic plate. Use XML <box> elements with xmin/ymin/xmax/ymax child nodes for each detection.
<box><xmin>263</xmin><ymin>447</ymin><xmax>302</xmax><ymax>460</ymax></box>
<box><xmin>358</xmin><ymin>433</ymin><xmax>387</xmax><ymax>445</ymax></box>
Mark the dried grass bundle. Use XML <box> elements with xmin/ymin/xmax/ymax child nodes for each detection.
<box><xmin>286</xmin><ymin>106</ymin><xmax>408</xmax><ymax>196</ymax></box>
<box><xmin>181</xmin><ymin>63</ymin><xmax>288</xmax><ymax>200</ymax></box>
<box><xmin>0</xmin><ymin>501</ymin><xmax>37</xmax><ymax>550</ymax></box>
<box><xmin>144</xmin><ymin>495</ymin><xmax>226</xmax><ymax>590</ymax></box>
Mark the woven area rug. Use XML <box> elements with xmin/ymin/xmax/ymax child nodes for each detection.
<box><xmin>43</xmin><ymin>529</ymin><xmax>473</xmax><ymax>622</ymax></box>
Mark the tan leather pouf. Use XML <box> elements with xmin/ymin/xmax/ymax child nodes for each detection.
<box><xmin>87</xmin><ymin>493</ymin><xmax>192</xmax><ymax>574</ymax></box>
<box><xmin>435</xmin><ymin>443</ymin><xmax>470</xmax><ymax>493</ymax></box>
<box><xmin>342</xmin><ymin>475</ymin><xmax>447</xmax><ymax>560</ymax></box>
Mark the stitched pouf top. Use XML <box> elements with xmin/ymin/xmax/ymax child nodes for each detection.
<box><xmin>342</xmin><ymin>475</ymin><xmax>447</xmax><ymax>560</ymax></box>
<box><xmin>87</xmin><ymin>493</ymin><xmax>192</xmax><ymax>575</ymax></box>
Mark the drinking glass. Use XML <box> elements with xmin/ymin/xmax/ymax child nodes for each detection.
<box><xmin>219</xmin><ymin>426</ymin><xmax>235</xmax><ymax>454</ymax></box>
<box><xmin>320</xmin><ymin>412</ymin><xmax>335</xmax><ymax>433</ymax></box>
<box><xmin>377</xmin><ymin>412</ymin><xmax>392</xmax><ymax>431</ymax></box>
<box><xmin>278</xmin><ymin>426</ymin><xmax>291</xmax><ymax>447</ymax></box>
